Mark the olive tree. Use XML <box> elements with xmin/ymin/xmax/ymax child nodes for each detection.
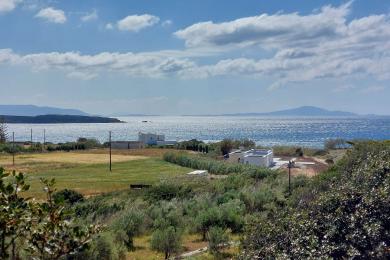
<box><xmin>150</xmin><ymin>225</ymin><xmax>182</xmax><ymax>259</ymax></box>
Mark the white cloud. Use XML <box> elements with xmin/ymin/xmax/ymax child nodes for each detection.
<box><xmin>0</xmin><ymin>0</ymin><xmax>21</xmax><ymax>13</ymax></box>
<box><xmin>67</xmin><ymin>71</ymin><xmax>98</xmax><ymax>80</ymax></box>
<box><xmin>1</xmin><ymin>2</ymin><xmax>390</xmax><ymax>88</ymax></box>
<box><xmin>81</xmin><ymin>9</ymin><xmax>98</xmax><ymax>22</ymax></box>
<box><xmin>0</xmin><ymin>49</ymin><xmax>196</xmax><ymax>80</ymax></box>
<box><xmin>116</xmin><ymin>14</ymin><xmax>159</xmax><ymax>32</ymax></box>
<box><xmin>162</xmin><ymin>19</ymin><xmax>172</xmax><ymax>27</ymax></box>
<box><xmin>174</xmin><ymin>1</ymin><xmax>390</xmax><ymax>89</ymax></box>
<box><xmin>35</xmin><ymin>7</ymin><xmax>66</xmax><ymax>24</ymax></box>
<box><xmin>105</xmin><ymin>23</ymin><xmax>114</xmax><ymax>30</ymax></box>
<box><xmin>359</xmin><ymin>86</ymin><xmax>385</xmax><ymax>94</ymax></box>
<box><xmin>175</xmin><ymin>2</ymin><xmax>352</xmax><ymax>48</ymax></box>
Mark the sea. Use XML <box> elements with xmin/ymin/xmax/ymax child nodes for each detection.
<box><xmin>6</xmin><ymin>116</ymin><xmax>390</xmax><ymax>148</ymax></box>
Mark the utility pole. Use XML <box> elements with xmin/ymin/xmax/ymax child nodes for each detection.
<box><xmin>43</xmin><ymin>129</ymin><xmax>46</xmax><ymax>151</ymax></box>
<box><xmin>30</xmin><ymin>128</ymin><xmax>33</xmax><ymax>145</ymax></box>
<box><xmin>109</xmin><ymin>131</ymin><xmax>112</xmax><ymax>172</ymax></box>
<box><xmin>12</xmin><ymin>132</ymin><xmax>15</xmax><ymax>166</ymax></box>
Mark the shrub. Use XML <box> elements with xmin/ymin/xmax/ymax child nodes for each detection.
<box><xmin>145</xmin><ymin>182</ymin><xmax>193</xmax><ymax>202</ymax></box>
<box><xmin>150</xmin><ymin>226</ymin><xmax>182</xmax><ymax>259</ymax></box>
<box><xmin>240</xmin><ymin>141</ymin><xmax>390</xmax><ymax>259</ymax></box>
<box><xmin>113</xmin><ymin>209</ymin><xmax>144</xmax><ymax>250</ymax></box>
<box><xmin>163</xmin><ymin>152</ymin><xmax>273</xmax><ymax>177</ymax></box>
<box><xmin>53</xmin><ymin>189</ymin><xmax>84</xmax><ymax>205</ymax></box>
<box><xmin>207</xmin><ymin>226</ymin><xmax>229</xmax><ymax>255</ymax></box>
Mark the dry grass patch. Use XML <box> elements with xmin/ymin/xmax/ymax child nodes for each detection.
<box><xmin>0</xmin><ymin>151</ymin><xmax>147</xmax><ymax>170</ymax></box>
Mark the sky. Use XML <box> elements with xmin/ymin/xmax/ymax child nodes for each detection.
<box><xmin>0</xmin><ymin>0</ymin><xmax>389</xmax><ymax>115</ymax></box>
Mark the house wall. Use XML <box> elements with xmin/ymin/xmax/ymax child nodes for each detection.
<box><xmin>227</xmin><ymin>152</ymin><xmax>243</xmax><ymax>163</ymax></box>
<box><xmin>243</xmin><ymin>156</ymin><xmax>269</xmax><ymax>167</ymax></box>
<box><xmin>111</xmin><ymin>141</ymin><xmax>144</xmax><ymax>149</ymax></box>
<box><xmin>138</xmin><ymin>132</ymin><xmax>165</xmax><ymax>145</ymax></box>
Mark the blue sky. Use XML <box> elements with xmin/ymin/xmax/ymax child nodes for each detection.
<box><xmin>0</xmin><ymin>0</ymin><xmax>389</xmax><ymax>115</ymax></box>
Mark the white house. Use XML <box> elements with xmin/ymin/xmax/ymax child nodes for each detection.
<box><xmin>138</xmin><ymin>132</ymin><xmax>165</xmax><ymax>145</ymax></box>
<box><xmin>138</xmin><ymin>132</ymin><xmax>177</xmax><ymax>146</ymax></box>
<box><xmin>227</xmin><ymin>149</ymin><xmax>274</xmax><ymax>168</ymax></box>
<box><xmin>111</xmin><ymin>141</ymin><xmax>144</xmax><ymax>150</ymax></box>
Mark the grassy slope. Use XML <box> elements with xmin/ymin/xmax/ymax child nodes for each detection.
<box><xmin>0</xmin><ymin>150</ymin><xmax>192</xmax><ymax>198</ymax></box>
<box><xmin>24</xmin><ymin>158</ymin><xmax>191</xmax><ymax>198</ymax></box>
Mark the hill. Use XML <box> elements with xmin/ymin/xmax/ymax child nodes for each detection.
<box><xmin>222</xmin><ymin>106</ymin><xmax>357</xmax><ymax>117</ymax></box>
<box><xmin>0</xmin><ymin>105</ymin><xmax>89</xmax><ymax>116</ymax></box>
<box><xmin>0</xmin><ymin>114</ymin><xmax>122</xmax><ymax>123</ymax></box>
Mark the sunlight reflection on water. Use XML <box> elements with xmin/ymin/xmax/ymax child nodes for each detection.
<box><xmin>6</xmin><ymin>116</ymin><xmax>390</xmax><ymax>148</ymax></box>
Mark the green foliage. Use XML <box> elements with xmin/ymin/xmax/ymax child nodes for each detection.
<box><xmin>145</xmin><ymin>181</ymin><xmax>193</xmax><ymax>202</ymax></box>
<box><xmin>240</xmin><ymin>141</ymin><xmax>390</xmax><ymax>259</ymax></box>
<box><xmin>150</xmin><ymin>226</ymin><xmax>182</xmax><ymax>259</ymax></box>
<box><xmin>112</xmin><ymin>208</ymin><xmax>144</xmax><ymax>250</ymax></box>
<box><xmin>0</xmin><ymin>169</ymin><xmax>31</xmax><ymax>259</ymax></box>
<box><xmin>219</xmin><ymin>139</ymin><xmax>234</xmax><ymax>155</ymax></box>
<box><xmin>195</xmin><ymin>199</ymin><xmax>244</xmax><ymax>241</ymax></box>
<box><xmin>0</xmin><ymin>169</ymin><xmax>100</xmax><ymax>259</ymax></box>
<box><xmin>53</xmin><ymin>189</ymin><xmax>84</xmax><ymax>205</ymax></box>
<box><xmin>177</xmin><ymin>139</ymin><xmax>205</xmax><ymax>152</ymax></box>
<box><xmin>46</xmin><ymin>138</ymin><xmax>102</xmax><ymax>152</ymax></box>
<box><xmin>207</xmin><ymin>226</ymin><xmax>229</xmax><ymax>255</ymax></box>
<box><xmin>271</xmin><ymin>145</ymin><xmax>326</xmax><ymax>157</ymax></box>
<box><xmin>164</xmin><ymin>152</ymin><xmax>273</xmax><ymax>177</ymax></box>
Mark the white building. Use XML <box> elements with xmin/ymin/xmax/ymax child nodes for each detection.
<box><xmin>111</xmin><ymin>141</ymin><xmax>144</xmax><ymax>149</ymax></box>
<box><xmin>227</xmin><ymin>149</ymin><xmax>274</xmax><ymax>168</ymax></box>
<box><xmin>138</xmin><ymin>132</ymin><xmax>177</xmax><ymax>146</ymax></box>
<box><xmin>138</xmin><ymin>132</ymin><xmax>165</xmax><ymax>145</ymax></box>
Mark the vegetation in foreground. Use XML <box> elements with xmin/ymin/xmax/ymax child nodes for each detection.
<box><xmin>0</xmin><ymin>140</ymin><xmax>389</xmax><ymax>259</ymax></box>
<box><xmin>240</xmin><ymin>141</ymin><xmax>390</xmax><ymax>259</ymax></box>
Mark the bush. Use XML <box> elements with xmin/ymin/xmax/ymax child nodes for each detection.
<box><xmin>240</xmin><ymin>141</ymin><xmax>390</xmax><ymax>259</ymax></box>
<box><xmin>163</xmin><ymin>152</ymin><xmax>273</xmax><ymax>177</ymax></box>
<box><xmin>150</xmin><ymin>226</ymin><xmax>182</xmax><ymax>259</ymax></box>
<box><xmin>75</xmin><ymin>232</ymin><xmax>126</xmax><ymax>260</ymax></box>
<box><xmin>53</xmin><ymin>189</ymin><xmax>84</xmax><ymax>205</ymax></box>
<box><xmin>207</xmin><ymin>226</ymin><xmax>229</xmax><ymax>255</ymax></box>
<box><xmin>113</xmin><ymin>209</ymin><xmax>144</xmax><ymax>250</ymax></box>
<box><xmin>145</xmin><ymin>182</ymin><xmax>193</xmax><ymax>202</ymax></box>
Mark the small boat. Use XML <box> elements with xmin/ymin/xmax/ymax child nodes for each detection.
<box><xmin>142</xmin><ymin>120</ymin><xmax>148</xmax><ymax>123</ymax></box>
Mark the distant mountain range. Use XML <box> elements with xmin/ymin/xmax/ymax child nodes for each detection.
<box><xmin>0</xmin><ymin>105</ymin><xmax>89</xmax><ymax>116</ymax></box>
<box><xmin>183</xmin><ymin>106</ymin><xmax>362</xmax><ymax>117</ymax></box>
<box><xmin>221</xmin><ymin>106</ymin><xmax>358</xmax><ymax>117</ymax></box>
<box><xmin>1</xmin><ymin>115</ymin><xmax>122</xmax><ymax>124</ymax></box>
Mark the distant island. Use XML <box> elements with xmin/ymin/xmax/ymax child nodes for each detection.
<box><xmin>1</xmin><ymin>115</ymin><xmax>122</xmax><ymax>124</ymax></box>
<box><xmin>0</xmin><ymin>105</ymin><xmax>89</xmax><ymax>116</ymax></box>
<box><xmin>184</xmin><ymin>106</ymin><xmax>359</xmax><ymax>117</ymax></box>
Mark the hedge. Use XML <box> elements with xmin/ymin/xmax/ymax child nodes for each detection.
<box><xmin>163</xmin><ymin>152</ymin><xmax>273</xmax><ymax>177</ymax></box>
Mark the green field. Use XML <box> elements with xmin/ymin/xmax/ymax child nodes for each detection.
<box><xmin>0</xmin><ymin>154</ymin><xmax>191</xmax><ymax>198</ymax></box>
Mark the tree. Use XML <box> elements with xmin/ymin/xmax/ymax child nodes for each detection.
<box><xmin>27</xmin><ymin>178</ymin><xmax>100</xmax><ymax>259</ymax></box>
<box><xmin>114</xmin><ymin>209</ymin><xmax>144</xmax><ymax>250</ymax></box>
<box><xmin>220</xmin><ymin>139</ymin><xmax>234</xmax><ymax>156</ymax></box>
<box><xmin>150</xmin><ymin>226</ymin><xmax>182</xmax><ymax>259</ymax></box>
<box><xmin>240</xmin><ymin>142</ymin><xmax>390</xmax><ymax>259</ymax></box>
<box><xmin>0</xmin><ymin>169</ymin><xmax>32</xmax><ymax>259</ymax></box>
<box><xmin>0</xmin><ymin>170</ymin><xmax>100</xmax><ymax>259</ymax></box>
<box><xmin>207</xmin><ymin>226</ymin><xmax>229</xmax><ymax>256</ymax></box>
<box><xmin>196</xmin><ymin>207</ymin><xmax>221</xmax><ymax>241</ymax></box>
<box><xmin>0</xmin><ymin>117</ymin><xmax>8</xmax><ymax>143</ymax></box>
